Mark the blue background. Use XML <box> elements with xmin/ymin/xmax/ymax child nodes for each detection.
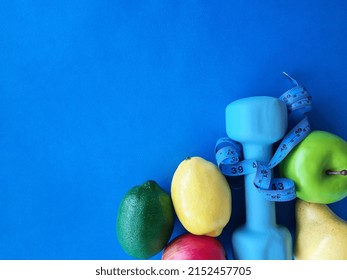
<box><xmin>1</xmin><ymin>0</ymin><xmax>346</xmax><ymax>260</ymax></box>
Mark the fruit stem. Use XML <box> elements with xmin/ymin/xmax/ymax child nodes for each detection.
<box><xmin>326</xmin><ymin>170</ymin><xmax>347</xmax><ymax>176</ymax></box>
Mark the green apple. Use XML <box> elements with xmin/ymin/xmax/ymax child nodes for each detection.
<box><xmin>279</xmin><ymin>130</ymin><xmax>347</xmax><ymax>204</ymax></box>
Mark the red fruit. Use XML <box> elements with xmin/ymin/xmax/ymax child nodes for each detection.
<box><xmin>161</xmin><ymin>233</ymin><xmax>226</xmax><ymax>260</ymax></box>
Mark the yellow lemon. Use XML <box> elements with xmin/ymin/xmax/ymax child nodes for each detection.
<box><xmin>171</xmin><ymin>156</ymin><xmax>232</xmax><ymax>237</ymax></box>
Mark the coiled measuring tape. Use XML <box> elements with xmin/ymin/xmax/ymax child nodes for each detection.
<box><xmin>215</xmin><ymin>73</ymin><xmax>312</xmax><ymax>202</ymax></box>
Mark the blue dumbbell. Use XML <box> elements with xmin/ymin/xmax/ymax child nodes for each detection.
<box><xmin>226</xmin><ymin>96</ymin><xmax>292</xmax><ymax>260</ymax></box>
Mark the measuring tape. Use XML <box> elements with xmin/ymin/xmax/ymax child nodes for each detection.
<box><xmin>215</xmin><ymin>73</ymin><xmax>312</xmax><ymax>202</ymax></box>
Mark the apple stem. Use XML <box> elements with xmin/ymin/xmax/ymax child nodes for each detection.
<box><xmin>326</xmin><ymin>170</ymin><xmax>347</xmax><ymax>176</ymax></box>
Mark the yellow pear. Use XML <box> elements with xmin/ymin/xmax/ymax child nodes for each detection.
<box><xmin>171</xmin><ymin>157</ymin><xmax>231</xmax><ymax>237</ymax></box>
<box><xmin>294</xmin><ymin>198</ymin><xmax>347</xmax><ymax>260</ymax></box>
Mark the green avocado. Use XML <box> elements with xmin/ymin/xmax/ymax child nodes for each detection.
<box><xmin>116</xmin><ymin>180</ymin><xmax>174</xmax><ymax>259</ymax></box>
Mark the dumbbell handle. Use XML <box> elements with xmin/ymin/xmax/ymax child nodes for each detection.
<box><xmin>243</xmin><ymin>143</ymin><xmax>276</xmax><ymax>230</ymax></box>
<box><xmin>232</xmin><ymin>142</ymin><xmax>292</xmax><ymax>260</ymax></box>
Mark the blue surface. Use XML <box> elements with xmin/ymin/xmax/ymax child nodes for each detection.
<box><xmin>1</xmin><ymin>1</ymin><xmax>347</xmax><ymax>260</ymax></box>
